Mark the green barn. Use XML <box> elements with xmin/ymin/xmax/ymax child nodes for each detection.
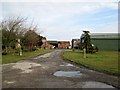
<box><xmin>91</xmin><ymin>33</ymin><xmax>120</xmax><ymax>51</ymax></box>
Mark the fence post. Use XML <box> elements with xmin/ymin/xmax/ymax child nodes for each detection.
<box><xmin>83</xmin><ymin>48</ymin><xmax>86</xmax><ymax>58</ymax></box>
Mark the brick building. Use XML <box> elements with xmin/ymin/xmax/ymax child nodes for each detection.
<box><xmin>58</xmin><ymin>41</ymin><xmax>70</xmax><ymax>49</ymax></box>
<box><xmin>41</xmin><ymin>37</ymin><xmax>53</xmax><ymax>49</ymax></box>
<box><xmin>41</xmin><ymin>37</ymin><xmax>71</xmax><ymax>49</ymax></box>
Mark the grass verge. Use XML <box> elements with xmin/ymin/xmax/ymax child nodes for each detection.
<box><xmin>61</xmin><ymin>50</ymin><xmax>119</xmax><ymax>76</ymax></box>
<box><xmin>2</xmin><ymin>49</ymin><xmax>53</xmax><ymax>64</ymax></box>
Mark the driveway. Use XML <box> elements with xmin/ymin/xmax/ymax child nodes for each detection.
<box><xmin>2</xmin><ymin>50</ymin><xmax>119</xmax><ymax>88</ymax></box>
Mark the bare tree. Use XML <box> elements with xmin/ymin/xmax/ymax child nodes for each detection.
<box><xmin>1</xmin><ymin>16</ymin><xmax>42</xmax><ymax>54</ymax></box>
<box><xmin>1</xmin><ymin>17</ymin><xmax>27</xmax><ymax>53</ymax></box>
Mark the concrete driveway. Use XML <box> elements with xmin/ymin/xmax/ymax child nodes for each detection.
<box><xmin>2</xmin><ymin>50</ymin><xmax>119</xmax><ymax>89</ymax></box>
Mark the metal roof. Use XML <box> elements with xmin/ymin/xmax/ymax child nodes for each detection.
<box><xmin>90</xmin><ymin>33</ymin><xmax>119</xmax><ymax>39</ymax></box>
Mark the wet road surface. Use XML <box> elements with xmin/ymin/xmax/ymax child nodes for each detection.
<box><xmin>2</xmin><ymin>50</ymin><xmax>119</xmax><ymax>88</ymax></box>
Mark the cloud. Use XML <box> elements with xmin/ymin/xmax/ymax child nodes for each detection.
<box><xmin>2</xmin><ymin>2</ymin><xmax>118</xmax><ymax>19</ymax></box>
<box><xmin>1</xmin><ymin>0</ymin><xmax>119</xmax><ymax>2</ymax></box>
<box><xmin>92</xmin><ymin>22</ymin><xmax>118</xmax><ymax>33</ymax></box>
<box><xmin>0</xmin><ymin>3</ymin><xmax>3</xmax><ymax>21</ymax></box>
<box><xmin>1</xmin><ymin>2</ymin><xmax>118</xmax><ymax>41</ymax></box>
<box><xmin>45</xmin><ymin>21</ymin><xmax>118</xmax><ymax>41</ymax></box>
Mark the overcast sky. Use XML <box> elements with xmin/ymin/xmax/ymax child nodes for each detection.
<box><xmin>1</xmin><ymin>0</ymin><xmax>119</xmax><ymax>41</ymax></box>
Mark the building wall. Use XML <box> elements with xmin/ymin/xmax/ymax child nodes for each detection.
<box><xmin>41</xmin><ymin>37</ymin><xmax>53</xmax><ymax>49</ymax></box>
<box><xmin>71</xmin><ymin>39</ymin><xmax>80</xmax><ymax>49</ymax></box>
<box><xmin>47</xmin><ymin>41</ymin><xmax>58</xmax><ymax>48</ymax></box>
<box><xmin>71</xmin><ymin>38</ymin><xmax>119</xmax><ymax>51</ymax></box>
<box><xmin>91</xmin><ymin>38</ymin><xmax>119</xmax><ymax>51</ymax></box>
<box><xmin>58</xmin><ymin>41</ymin><xmax>70</xmax><ymax>49</ymax></box>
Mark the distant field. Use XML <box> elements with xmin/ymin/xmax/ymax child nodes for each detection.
<box><xmin>2</xmin><ymin>49</ymin><xmax>53</xmax><ymax>64</ymax></box>
<box><xmin>61</xmin><ymin>50</ymin><xmax>119</xmax><ymax>76</ymax></box>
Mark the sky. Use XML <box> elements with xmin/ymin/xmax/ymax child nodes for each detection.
<box><xmin>0</xmin><ymin>0</ymin><xmax>119</xmax><ymax>41</ymax></box>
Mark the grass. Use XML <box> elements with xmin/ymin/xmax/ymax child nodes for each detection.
<box><xmin>61</xmin><ymin>50</ymin><xmax>120</xmax><ymax>76</ymax></box>
<box><xmin>2</xmin><ymin>49</ymin><xmax>53</xmax><ymax>64</ymax></box>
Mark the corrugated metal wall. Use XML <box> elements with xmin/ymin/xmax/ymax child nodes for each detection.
<box><xmin>91</xmin><ymin>38</ymin><xmax>119</xmax><ymax>51</ymax></box>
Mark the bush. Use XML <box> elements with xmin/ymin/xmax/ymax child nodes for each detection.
<box><xmin>2</xmin><ymin>52</ymin><xmax>7</xmax><ymax>55</ymax></box>
<box><xmin>23</xmin><ymin>49</ymin><xmax>30</xmax><ymax>52</ymax></box>
<box><xmin>118</xmin><ymin>49</ymin><xmax>120</xmax><ymax>52</ymax></box>
<box><xmin>32</xmin><ymin>46</ymin><xmax>37</xmax><ymax>51</ymax></box>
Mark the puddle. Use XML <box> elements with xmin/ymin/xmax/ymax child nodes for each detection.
<box><xmin>82</xmin><ymin>81</ymin><xmax>114</xmax><ymax>88</ymax></box>
<box><xmin>60</xmin><ymin>63</ymin><xmax>74</xmax><ymax>67</ymax></box>
<box><xmin>54</xmin><ymin>71</ymin><xmax>82</xmax><ymax>78</ymax></box>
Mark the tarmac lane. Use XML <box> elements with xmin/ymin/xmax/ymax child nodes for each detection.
<box><xmin>2</xmin><ymin>50</ymin><xmax>119</xmax><ymax>89</ymax></box>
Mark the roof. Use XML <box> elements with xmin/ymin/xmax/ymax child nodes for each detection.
<box><xmin>90</xmin><ymin>33</ymin><xmax>119</xmax><ymax>39</ymax></box>
<box><xmin>47</xmin><ymin>41</ymin><xmax>58</xmax><ymax>44</ymax></box>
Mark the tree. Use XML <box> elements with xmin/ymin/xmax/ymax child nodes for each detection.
<box><xmin>37</xmin><ymin>35</ymin><xmax>43</xmax><ymax>47</ymax></box>
<box><xmin>1</xmin><ymin>16</ymin><xmax>41</xmax><ymax>53</ymax></box>
<box><xmin>80</xmin><ymin>31</ymin><xmax>92</xmax><ymax>53</ymax></box>
<box><xmin>1</xmin><ymin>17</ymin><xmax>27</xmax><ymax>53</ymax></box>
<box><xmin>22</xmin><ymin>30</ymin><xmax>39</xmax><ymax>51</ymax></box>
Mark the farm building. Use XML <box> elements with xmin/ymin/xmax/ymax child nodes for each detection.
<box><xmin>47</xmin><ymin>41</ymin><xmax>58</xmax><ymax>48</ymax></box>
<box><xmin>72</xmin><ymin>33</ymin><xmax>119</xmax><ymax>51</ymax></box>
<box><xmin>71</xmin><ymin>39</ymin><xmax>80</xmax><ymax>49</ymax></box>
<box><xmin>58</xmin><ymin>41</ymin><xmax>70</xmax><ymax>49</ymax></box>
<box><xmin>47</xmin><ymin>40</ymin><xmax>71</xmax><ymax>49</ymax></box>
<box><xmin>91</xmin><ymin>33</ymin><xmax>119</xmax><ymax>51</ymax></box>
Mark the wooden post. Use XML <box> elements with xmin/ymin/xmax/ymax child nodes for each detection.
<box><xmin>19</xmin><ymin>48</ymin><xmax>22</xmax><ymax>56</ymax></box>
<box><xmin>72</xmin><ymin>47</ymin><xmax>75</xmax><ymax>52</ymax></box>
<box><xmin>83</xmin><ymin>48</ymin><xmax>86</xmax><ymax>58</ymax></box>
<box><xmin>17</xmin><ymin>39</ymin><xmax>22</xmax><ymax>56</ymax></box>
